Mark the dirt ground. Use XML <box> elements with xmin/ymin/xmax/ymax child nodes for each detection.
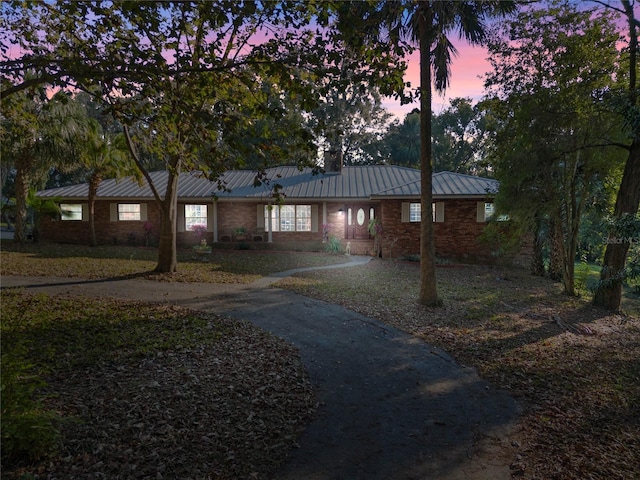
<box><xmin>3</xmin><ymin>255</ymin><xmax>638</xmax><ymax>479</ymax></box>
<box><xmin>4</xmin><ymin>264</ymin><xmax>520</xmax><ymax>480</ymax></box>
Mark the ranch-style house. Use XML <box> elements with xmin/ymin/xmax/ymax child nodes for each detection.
<box><xmin>37</xmin><ymin>162</ymin><xmax>522</xmax><ymax>264</ymax></box>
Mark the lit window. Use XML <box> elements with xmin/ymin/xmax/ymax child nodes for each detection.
<box><xmin>485</xmin><ymin>203</ymin><xmax>495</xmax><ymax>221</ymax></box>
<box><xmin>185</xmin><ymin>204</ymin><xmax>207</xmax><ymax>230</ymax></box>
<box><xmin>410</xmin><ymin>203</ymin><xmax>421</xmax><ymax>222</ymax></box>
<box><xmin>60</xmin><ymin>204</ymin><xmax>83</xmax><ymax>221</ymax></box>
<box><xmin>409</xmin><ymin>202</ymin><xmax>444</xmax><ymax>222</ymax></box>
<box><xmin>265</xmin><ymin>205</ymin><xmax>311</xmax><ymax>232</ymax></box>
<box><xmin>296</xmin><ymin>205</ymin><xmax>311</xmax><ymax>231</ymax></box>
<box><xmin>118</xmin><ymin>203</ymin><xmax>141</xmax><ymax>221</ymax></box>
<box><xmin>281</xmin><ymin>205</ymin><xmax>295</xmax><ymax>231</ymax></box>
<box><xmin>484</xmin><ymin>203</ymin><xmax>509</xmax><ymax>221</ymax></box>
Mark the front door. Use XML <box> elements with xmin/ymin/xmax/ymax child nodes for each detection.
<box><xmin>345</xmin><ymin>204</ymin><xmax>375</xmax><ymax>240</ymax></box>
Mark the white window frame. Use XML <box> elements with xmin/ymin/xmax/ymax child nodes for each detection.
<box><xmin>265</xmin><ymin>204</ymin><xmax>312</xmax><ymax>232</ymax></box>
<box><xmin>477</xmin><ymin>202</ymin><xmax>509</xmax><ymax>222</ymax></box>
<box><xmin>404</xmin><ymin>202</ymin><xmax>444</xmax><ymax>223</ymax></box>
<box><xmin>185</xmin><ymin>204</ymin><xmax>208</xmax><ymax>231</ymax></box>
<box><xmin>60</xmin><ymin>203</ymin><xmax>83</xmax><ymax>221</ymax></box>
<box><xmin>118</xmin><ymin>203</ymin><xmax>141</xmax><ymax>221</ymax></box>
<box><xmin>410</xmin><ymin>203</ymin><xmax>421</xmax><ymax>222</ymax></box>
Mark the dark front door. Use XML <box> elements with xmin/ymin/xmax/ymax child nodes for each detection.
<box><xmin>345</xmin><ymin>204</ymin><xmax>375</xmax><ymax>240</ymax></box>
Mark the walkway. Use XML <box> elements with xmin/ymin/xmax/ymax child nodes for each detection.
<box><xmin>2</xmin><ymin>256</ymin><xmax>520</xmax><ymax>479</ymax></box>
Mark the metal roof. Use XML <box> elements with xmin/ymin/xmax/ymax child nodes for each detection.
<box><xmin>38</xmin><ymin>166</ymin><xmax>497</xmax><ymax>200</ymax></box>
<box><xmin>372</xmin><ymin>171</ymin><xmax>498</xmax><ymax>199</ymax></box>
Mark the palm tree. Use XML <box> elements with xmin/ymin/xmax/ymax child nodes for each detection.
<box><xmin>1</xmin><ymin>87</ymin><xmax>87</xmax><ymax>243</ymax></box>
<box><xmin>80</xmin><ymin>118</ymin><xmax>135</xmax><ymax>246</ymax></box>
<box><xmin>379</xmin><ymin>1</ymin><xmax>517</xmax><ymax>305</ymax></box>
<box><xmin>26</xmin><ymin>188</ymin><xmax>60</xmax><ymax>242</ymax></box>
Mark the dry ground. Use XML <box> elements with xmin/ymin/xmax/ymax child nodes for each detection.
<box><xmin>1</xmin><ymin>292</ymin><xmax>317</xmax><ymax>479</ymax></box>
<box><xmin>280</xmin><ymin>259</ymin><xmax>640</xmax><ymax>480</ymax></box>
<box><xmin>2</xmin><ymin>244</ymin><xmax>639</xmax><ymax>479</ymax></box>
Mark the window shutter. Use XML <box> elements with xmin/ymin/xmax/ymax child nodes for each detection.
<box><xmin>110</xmin><ymin>203</ymin><xmax>118</xmax><ymax>221</ymax></box>
<box><xmin>401</xmin><ymin>202</ymin><xmax>410</xmax><ymax>222</ymax></box>
<box><xmin>256</xmin><ymin>204</ymin><xmax>265</xmax><ymax>229</ymax></box>
<box><xmin>177</xmin><ymin>204</ymin><xmax>185</xmax><ymax>232</ymax></box>
<box><xmin>434</xmin><ymin>202</ymin><xmax>445</xmax><ymax>223</ymax></box>
<box><xmin>140</xmin><ymin>203</ymin><xmax>148</xmax><ymax>222</ymax></box>
<box><xmin>476</xmin><ymin>202</ymin><xmax>486</xmax><ymax>222</ymax></box>
<box><xmin>81</xmin><ymin>204</ymin><xmax>89</xmax><ymax>221</ymax></box>
<box><xmin>311</xmin><ymin>204</ymin><xmax>319</xmax><ymax>232</ymax></box>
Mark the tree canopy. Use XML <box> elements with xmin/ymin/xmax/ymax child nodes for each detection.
<box><xmin>483</xmin><ymin>0</ymin><xmax>624</xmax><ymax>295</ymax></box>
<box><xmin>1</xmin><ymin>1</ymin><xmax>411</xmax><ymax>271</ymax></box>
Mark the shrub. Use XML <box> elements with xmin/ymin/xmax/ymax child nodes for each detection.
<box><xmin>324</xmin><ymin>235</ymin><xmax>343</xmax><ymax>254</ymax></box>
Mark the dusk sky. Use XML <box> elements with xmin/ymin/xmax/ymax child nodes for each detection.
<box><xmin>383</xmin><ymin>42</ymin><xmax>490</xmax><ymax>121</ymax></box>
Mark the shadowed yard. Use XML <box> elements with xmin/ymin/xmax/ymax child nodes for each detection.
<box><xmin>281</xmin><ymin>260</ymin><xmax>640</xmax><ymax>480</ymax></box>
<box><xmin>1</xmin><ymin>243</ymin><xmax>639</xmax><ymax>479</ymax></box>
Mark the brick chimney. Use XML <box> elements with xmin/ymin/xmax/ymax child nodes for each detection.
<box><xmin>324</xmin><ymin>149</ymin><xmax>343</xmax><ymax>173</ymax></box>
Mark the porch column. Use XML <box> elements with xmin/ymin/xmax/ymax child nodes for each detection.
<box><xmin>267</xmin><ymin>203</ymin><xmax>273</xmax><ymax>243</ymax></box>
<box><xmin>212</xmin><ymin>201</ymin><xmax>219</xmax><ymax>242</ymax></box>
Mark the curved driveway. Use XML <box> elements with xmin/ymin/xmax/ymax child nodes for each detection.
<box><xmin>2</xmin><ymin>256</ymin><xmax>519</xmax><ymax>479</ymax></box>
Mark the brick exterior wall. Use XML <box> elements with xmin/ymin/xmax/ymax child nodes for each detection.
<box><xmin>378</xmin><ymin>198</ymin><xmax>531</xmax><ymax>265</ymax></box>
<box><xmin>39</xmin><ymin>198</ymin><xmax>530</xmax><ymax>265</ymax></box>
<box><xmin>379</xmin><ymin>199</ymin><xmax>417</xmax><ymax>257</ymax></box>
<box><xmin>41</xmin><ymin>201</ymin><xmax>163</xmax><ymax>246</ymax></box>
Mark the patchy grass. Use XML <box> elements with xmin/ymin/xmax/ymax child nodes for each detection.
<box><xmin>1</xmin><ymin>291</ymin><xmax>315</xmax><ymax>478</ymax></box>
<box><xmin>280</xmin><ymin>260</ymin><xmax>640</xmax><ymax>480</ymax></box>
<box><xmin>0</xmin><ymin>242</ymin><xmax>348</xmax><ymax>283</ymax></box>
<box><xmin>3</xmin><ymin>244</ymin><xmax>639</xmax><ymax>479</ymax></box>
<box><xmin>574</xmin><ymin>261</ymin><xmax>601</xmax><ymax>295</ymax></box>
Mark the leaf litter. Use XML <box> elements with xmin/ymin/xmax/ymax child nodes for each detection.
<box><xmin>2</xmin><ymin>292</ymin><xmax>316</xmax><ymax>479</ymax></box>
<box><xmin>281</xmin><ymin>260</ymin><xmax>640</xmax><ymax>480</ymax></box>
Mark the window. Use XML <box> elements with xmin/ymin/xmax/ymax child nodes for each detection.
<box><xmin>185</xmin><ymin>204</ymin><xmax>207</xmax><ymax>230</ymax></box>
<box><xmin>477</xmin><ymin>202</ymin><xmax>509</xmax><ymax>222</ymax></box>
<box><xmin>410</xmin><ymin>203</ymin><xmax>421</xmax><ymax>222</ymax></box>
<box><xmin>265</xmin><ymin>205</ymin><xmax>311</xmax><ymax>232</ymax></box>
<box><xmin>118</xmin><ymin>203</ymin><xmax>141</xmax><ymax>221</ymax></box>
<box><xmin>484</xmin><ymin>203</ymin><xmax>495</xmax><ymax>221</ymax></box>
<box><xmin>477</xmin><ymin>202</ymin><xmax>506</xmax><ymax>222</ymax></box>
<box><xmin>409</xmin><ymin>203</ymin><xmax>438</xmax><ymax>222</ymax></box>
<box><xmin>60</xmin><ymin>204</ymin><xmax>83</xmax><ymax>221</ymax></box>
<box><xmin>402</xmin><ymin>202</ymin><xmax>444</xmax><ymax>223</ymax></box>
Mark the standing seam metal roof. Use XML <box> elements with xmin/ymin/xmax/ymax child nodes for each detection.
<box><xmin>37</xmin><ymin>166</ymin><xmax>497</xmax><ymax>200</ymax></box>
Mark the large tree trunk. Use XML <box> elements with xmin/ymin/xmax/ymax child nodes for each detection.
<box><xmin>593</xmin><ymin>0</ymin><xmax>640</xmax><ymax>311</ymax></box>
<box><xmin>548</xmin><ymin>216</ymin><xmax>563</xmax><ymax>282</ymax></box>
<box><xmin>531</xmin><ymin>214</ymin><xmax>546</xmax><ymax>276</ymax></box>
<box><xmin>155</xmin><ymin>170</ymin><xmax>179</xmax><ymax>273</ymax></box>
<box><xmin>123</xmin><ymin>125</ymin><xmax>179</xmax><ymax>273</ymax></box>
<box><xmin>13</xmin><ymin>156</ymin><xmax>32</xmax><ymax>244</ymax></box>
<box><xmin>593</xmin><ymin>141</ymin><xmax>640</xmax><ymax>310</ymax></box>
<box><xmin>418</xmin><ymin>4</ymin><xmax>441</xmax><ymax>306</ymax></box>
